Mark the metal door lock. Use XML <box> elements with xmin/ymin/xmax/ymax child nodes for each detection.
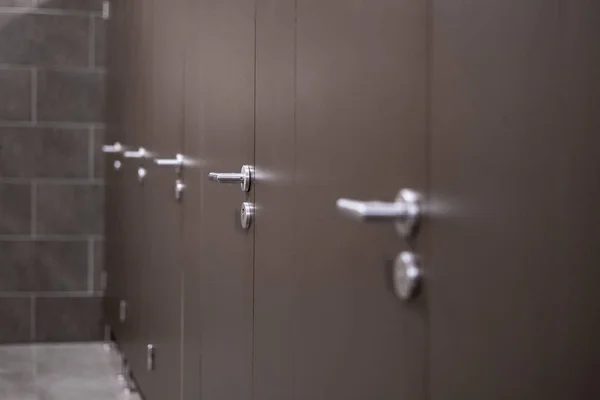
<box><xmin>113</xmin><ymin>160</ymin><xmax>122</xmax><ymax>171</ymax></box>
<box><xmin>137</xmin><ymin>167</ymin><xmax>147</xmax><ymax>184</ymax></box>
<box><xmin>240</xmin><ymin>202</ymin><xmax>255</xmax><ymax>229</ymax></box>
<box><xmin>146</xmin><ymin>344</ymin><xmax>156</xmax><ymax>371</ymax></box>
<box><xmin>208</xmin><ymin>165</ymin><xmax>254</xmax><ymax>192</ymax></box>
<box><xmin>393</xmin><ymin>252</ymin><xmax>422</xmax><ymax>300</ymax></box>
<box><xmin>175</xmin><ymin>179</ymin><xmax>186</xmax><ymax>201</ymax></box>
<box><xmin>336</xmin><ymin>189</ymin><xmax>423</xmax><ymax>238</ymax></box>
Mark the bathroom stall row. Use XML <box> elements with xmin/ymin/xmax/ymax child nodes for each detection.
<box><xmin>102</xmin><ymin>0</ymin><xmax>600</xmax><ymax>399</ymax></box>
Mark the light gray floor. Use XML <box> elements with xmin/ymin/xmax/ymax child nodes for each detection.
<box><xmin>0</xmin><ymin>343</ymin><xmax>142</xmax><ymax>400</ymax></box>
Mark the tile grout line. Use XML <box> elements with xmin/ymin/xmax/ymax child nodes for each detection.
<box><xmin>89</xmin><ymin>126</ymin><xmax>95</xmax><ymax>179</ymax></box>
<box><xmin>0</xmin><ymin>234</ymin><xmax>104</xmax><ymax>241</ymax></box>
<box><xmin>0</xmin><ymin>178</ymin><xmax>105</xmax><ymax>185</ymax></box>
<box><xmin>31</xmin><ymin>67</ymin><xmax>37</xmax><ymax>125</ymax></box>
<box><xmin>89</xmin><ymin>15</ymin><xmax>96</xmax><ymax>68</ymax></box>
<box><xmin>30</xmin><ymin>180</ymin><xmax>37</xmax><ymax>236</ymax></box>
<box><xmin>0</xmin><ymin>63</ymin><xmax>107</xmax><ymax>73</ymax></box>
<box><xmin>0</xmin><ymin>120</ymin><xmax>106</xmax><ymax>129</ymax></box>
<box><xmin>87</xmin><ymin>238</ymin><xmax>95</xmax><ymax>293</ymax></box>
<box><xmin>0</xmin><ymin>291</ymin><xmax>104</xmax><ymax>298</ymax></box>
<box><xmin>0</xmin><ymin>7</ymin><xmax>103</xmax><ymax>18</ymax></box>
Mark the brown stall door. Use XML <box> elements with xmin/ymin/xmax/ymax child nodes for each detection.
<box><xmin>180</xmin><ymin>0</ymin><xmax>203</xmax><ymax>396</ymax></box>
<box><xmin>254</xmin><ymin>0</ymin><xmax>428</xmax><ymax>399</ymax></box>
<box><xmin>140</xmin><ymin>0</ymin><xmax>187</xmax><ymax>398</ymax></box>
<box><xmin>104</xmin><ymin>0</ymin><xmax>131</xmax><ymax>343</ymax></box>
<box><xmin>183</xmin><ymin>0</ymin><xmax>257</xmax><ymax>399</ymax></box>
<box><xmin>430</xmin><ymin>1</ymin><xmax>600</xmax><ymax>399</ymax></box>
<box><xmin>108</xmin><ymin>0</ymin><xmax>139</xmax><ymax>354</ymax></box>
<box><xmin>117</xmin><ymin>0</ymin><xmax>156</xmax><ymax>389</ymax></box>
<box><xmin>103</xmin><ymin>0</ymin><xmax>128</xmax><ymax>338</ymax></box>
<box><xmin>253</xmin><ymin>0</ymin><xmax>296</xmax><ymax>398</ymax></box>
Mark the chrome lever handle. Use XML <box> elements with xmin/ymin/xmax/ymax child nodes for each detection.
<box><xmin>208</xmin><ymin>172</ymin><xmax>244</xmax><ymax>183</ymax></box>
<box><xmin>207</xmin><ymin>165</ymin><xmax>253</xmax><ymax>192</ymax></box>
<box><xmin>336</xmin><ymin>189</ymin><xmax>422</xmax><ymax>238</ymax></box>
<box><xmin>102</xmin><ymin>142</ymin><xmax>125</xmax><ymax>171</ymax></box>
<box><xmin>336</xmin><ymin>199</ymin><xmax>410</xmax><ymax>221</ymax></box>
<box><xmin>154</xmin><ymin>154</ymin><xmax>192</xmax><ymax>175</ymax></box>
<box><xmin>154</xmin><ymin>153</ymin><xmax>187</xmax><ymax>166</ymax></box>
<box><xmin>102</xmin><ymin>142</ymin><xmax>124</xmax><ymax>154</ymax></box>
<box><xmin>123</xmin><ymin>147</ymin><xmax>152</xmax><ymax>159</ymax></box>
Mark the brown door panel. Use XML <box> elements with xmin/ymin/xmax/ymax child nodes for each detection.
<box><xmin>118</xmin><ymin>0</ymin><xmax>155</xmax><ymax>390</ymax></box>
<box><xmin>183</xmin><ymin>1</ymin><xmax>257</xmax><ymax>400</ymax></box>
<box><xmin>141</xmin><ymin>0</ymin><xmax>187</xmax><ymax>397</ymax></box>
<box><xmin>254</xmin><ymin>1</ymin><xmax>429</xmax><ymax>399</ymax></box>
<box><xmin>253</xmin><ymin>1</ymin><xmax>296</xmax><ymax>399</ymax></box>
<box><xmin>430</xmin><ymin>1</ymin><xmax>600</xmax><ymax>398</ymax></box>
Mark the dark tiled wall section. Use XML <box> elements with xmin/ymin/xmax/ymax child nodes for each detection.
<box><xmin>0</xmin><ymin>0</ymin><xmax>106</xmax><ymax>343</ymax></box>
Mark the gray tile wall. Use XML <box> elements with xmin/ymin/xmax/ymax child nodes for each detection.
<box><xmin>0</xmin><ymin>0</ymin><xmax>105</xmax><ymax>343</ymax></box>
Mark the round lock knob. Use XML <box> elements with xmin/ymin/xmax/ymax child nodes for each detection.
<box><xmin>137</xmin><ymin>167</ymin><xmax>147</xmax><ymax>184</ymax></box>
<box><xmin>113</xmin><ymin>160</ymin><xmax>122</xmax><ymax>171</ymax></box>
<box><xmin>240</xmin><ymin>202</ymin><xmax>255</xmax><ymax>229</ymax></box>
<box><xmin>393</xmin><ymin>251</ymin><xmax>422</xmax><ymax>300</ymax></box>
<box><xmin>175</xmin><ymin>179</ymin><xmax>185</xmax><ymax>201</ymax></box>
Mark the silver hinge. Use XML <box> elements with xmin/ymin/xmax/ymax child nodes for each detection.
<box><xmin>119</xmin><ymin>300</ymin><xmax>127</xmax><ymax>322</ymax></box>
<box><xmin>102</xmin><ymin>1</ymin><xmax>110</xmax><ymax>19</ymax></box>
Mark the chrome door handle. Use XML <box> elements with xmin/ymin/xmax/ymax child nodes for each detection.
<box><xmin>154</xmin><ymin>153</ymin><xmax>187</xmax><ymax>167</ymax></box>
<box><xmin>208</xmin><ymin>173</ymin><xmax>243</xmax><ymax>183</ymax></box>
<box><xmin>154</xmin><ymin>153</ymin><xmax>194</xmax><ymax>174</ymax></box>
<box><xmin>102</xmin><ymin>142</ymin><xmax>125</xmax><ymax>171</ymax></box>
<box><xmin>336</xmin><ymin>189</ymin><xmax>422</xmax><ymax>237</ymax></box>
<box><xmin>208</xmin><ymin>165</ymin><xmax>254</xmax><ymax>192</ymax></box>
<box><xmin>124</xmin><ymin>148</ymin><xmax>153</xmax><ymax>184</ymax></box>
<box><xmin>123</xmin><ymin>147</ymin><xmax>153</xmax><ymax>159</ymax></box>
<box><xmin>154</xmin><ymin>154</ymin><xmax>195</xmax><ymax>200</ymax></box>
<box><xmin>102</xmin><ymin>142</ymin><xmax>124</xmax><ymax>153</ymax></box>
